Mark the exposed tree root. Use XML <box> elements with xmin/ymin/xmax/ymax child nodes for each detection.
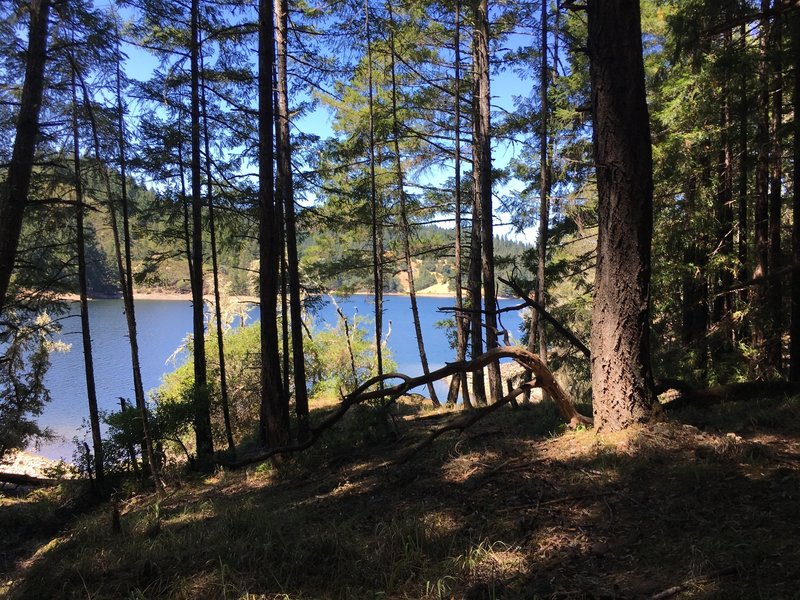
<box><xmin>217</xmin><ymin>346</ymin><xmax>591</xmax><ymax>469</ymax></box>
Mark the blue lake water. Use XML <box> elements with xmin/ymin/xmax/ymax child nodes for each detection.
<box><xmin>37</xmin><ymin>295</ymin><xmax>525</xmax><ymax>460</ymax></box>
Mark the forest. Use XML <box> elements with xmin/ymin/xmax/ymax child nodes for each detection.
<box><xmin>1</xmin><ymin>0</ymin><xmax>799</xmax><ymax>598</ymax></box>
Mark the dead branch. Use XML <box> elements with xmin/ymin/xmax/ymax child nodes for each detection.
<box><xmin>218</xmin><ymin>346</ymin><xmax>591</xmax><ymax>469</ymax></box>
<box><xmin>500</xmin><ymin>277</ymin><xmax>591</xmax><ymax>359</ymax></box>
<box><xmin>648</xmin><ymin>567</ymin><xmax>739</xmax><ymax>600</ymax></box>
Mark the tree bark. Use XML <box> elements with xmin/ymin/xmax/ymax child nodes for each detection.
<box><xmin>447</xmin><ymin>0</ymin><xmax>472</xmax><ymax>409</ymax></box>
<box><xmin>0</xmin><ymin>0</ymin><xmax>50</xmax><ymax>316</ymax></box>
<box><xmin>791</xmin><ymin>8</ymin><xmax>800</xmax><ymax>381</ymax></box>
<box><xmin>259</xmin><ymin>0</ymin><xmax>290</xmax><ymax>448</ymax></box>
<box><xmin>70</xmin><ymin>63</ymin><xmax>104</xmax><ymax>488</ymax></box>
<box><xmin>536</xmin><ymin>0</ymin><xmax>550</xmax><ymax>363</ymax></box>
<box><xmin>473</xmin><ymin>0</ymin><xmax>503</xmax><ymax>404</ymax></box>
<box><xmin>587</xmin><ymin>0</ymin><xmax>656</xmax><ymax>431</ymax></box>
<box><xmin>275</xmin><ymin>0</ymin><xmax>310</xmax><ymax>439</ymax></box>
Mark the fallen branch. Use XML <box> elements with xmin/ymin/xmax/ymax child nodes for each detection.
<box><xmin>218</xmin><ymin>346</ymin><xmax>591</xmax><ymax>469</ymax></box>
<box><xmin>649</xmin><ymin>566</ymin><xmax>739</xmax><ymax>600</ymax></box>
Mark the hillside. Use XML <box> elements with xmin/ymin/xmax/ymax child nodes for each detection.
<box><xmin>80</xmin><ymin>187</ymin><xmax>534</xmax><ymax>298</ymax></box>
<box><xmin>3</xmin><ymin>393</ymin><xmax>799</xmax><ymax>599</ymax></box>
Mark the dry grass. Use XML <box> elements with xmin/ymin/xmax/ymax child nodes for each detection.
<box><xmin>2</xmin><ymin>394</ymin><xmax>799</xmax><ymax>599</ymax></box>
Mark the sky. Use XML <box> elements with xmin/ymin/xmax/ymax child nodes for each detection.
<box><xmin>105</xmin><ymin>1</ymin><xmax>542</xmax><ymax>245</ymax></box>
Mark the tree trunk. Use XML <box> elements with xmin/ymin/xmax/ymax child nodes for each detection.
<box><xmin>712</xmin><ymin>63</ymin><xmax>735</xmax><ymax>358</ymax></box>
<box><xmin>766</xmin><ymin>5</ymin><xmax>783</xmax><ymax>373</ymax></box>
<box><xmin>190</xmin><ymin>0</ymin><xmax>214</xmax><ymax>465</ymax></box>
<box><xmin>275</xmin><ymin>0</ymin><xmax>309</xmax><ymax>439</ymax></box>
<box><xmin>387</xmin><ymin>5</ymin><xmax>440</xmax><ymax>406</ymax></box>
<box><xmin>447</xmin><ymin>0</ymin><xmax>472</xmax><ymax>409</ymax></box>
<box><xmin>469</xmin><ymin>129</ymin><xmax>487</xmax><ymax>407</ymax></box>
<box><xmin>752</xmin><ymin>0</ymin><xmax>771</xmax><ymax>376</ymax></box>
<box><xmin>200</xmin><ymin>51</ymin><xmax>236</xmax><ymax>454</ymax></box>
<box><xmin>177</xmin><ymin>117</ymin><xmax>194</xmax><ymax>288</ymax></box>
<box><xmin>76</xmin><ymin>48</ymin><xmax>163</xmax><ymax>494</ymax></box>
<box><xmin>587</xmin><ymin>0</ymin><xmax>655</xmax><ymax>431</ymax></box>
<box><xmin>70</xmin><ymin>64</ymin><xmax>104</xmax><ymax>489</ymax></box>
<box><xmin>536</xmin><ymin>0</ymin><xmax>550</xmax><ymax>363</ymax></box>
<box><xmin>114</xmin><ymin>56</ymin><xmax>163</xmax><ymax>494</ymax></box>
<box><xmin>0</xmin><ymin>0</ymin><xmax>50</xmax><ymax>315</ymax></box>
<box><xmin>790</xmin><ymin>8</ymin><xmax>800</xmax><ymax>381</ymax></box>
<box><xmin>259</xmin><ymin>0</ymin><xmax>290</xmax><ymax>448</ymax></box>
<box><xmin>737</xmin><ymin>23</ymin><xmax>750</xmax><ymax>320</ymax></box>
<box><xmin>473</xmin><ymin>0</ymin><xmax>501</xmax><ymax>404</ymax></box>
<box><xmin>365</xmin><ymin>0</ymin><xmax>385</xmax><ymax>385</ymax></box>
<box><xmin>119</xmin><ymin>397</ymin><xmax>141</xmax><ymax>478</ymax></box>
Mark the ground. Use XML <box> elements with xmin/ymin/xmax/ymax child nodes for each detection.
<box><xmin>1</xmin><ymin>393</ymin><xmax>799</xmax><ymax>599</ymax></box>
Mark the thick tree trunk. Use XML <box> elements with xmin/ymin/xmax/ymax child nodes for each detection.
<box><xmin>259</xmin><ymin>0</ymin><xmax>290</xmax><ymax>448</ymax></box>
<box><xmin>473</xmin><ymin>0</ymin><xmax>502</xmax><ymax>405</ymax></box>
<box><xmin>0</xmin><ymin>0</ymin><xmax>50</xmax><ymax>315</ymax></box>
<box><xmin>275</xmin><ymin>0</ymin><xmax>309</xmax><ymax>439</ymax></box>
<box><xmin>587</xmin><ymin>0</ymin><xmax>655</xmax><ymax>431</ymax></box>
<box><xmin>71</xmin><ymin>66</ymin><xmax>104</xmax><ymax>488</ymax></box>
<box><xmin>791</xmin><ymin>9</ymin><xmax>800</xmax><ymax>381</ymax></box>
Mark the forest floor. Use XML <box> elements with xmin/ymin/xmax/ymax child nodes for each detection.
<box><xmin>1</xmin><ymin>392</ymin><xmax>799</xmax><ymax>599</ymax></box>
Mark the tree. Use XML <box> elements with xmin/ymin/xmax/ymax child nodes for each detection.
<box><xmin>70</xmin><ymin>55</ymin><xmax>105</xmax><ymax>488</ymax></box>
<box><xmin>275</xmin><ymin>0</ymin><xmax>310</xmax><ymax>439</ymax></box>
<box><xmin>472</xmin><ymin>0</ymin><xmax>502</xmax><ymax>404</ymax></box>
<box><xmin>190</xmin><ymin>0</ymin><xmax>214</xmax><ymax>465</ymax></box>
<box><xmin>259</xmin><ymin>0</ymin><xmax>290</xmax><ymax>447</ymax></box>
<box><xmin>587</xmin><ymin>0</ymin><xmax>655</xmax><ymax>430</ymax></box>
<box><xmin>791</xmin><ymin>8</ymin><xmax>800</xmax><ymax>381</ymax></box>
<box><xmin>0</xmin><ymin>0</ymin><xmax>51</xmax><ymax>316</ymax></box>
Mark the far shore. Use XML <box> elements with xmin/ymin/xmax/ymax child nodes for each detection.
<box><xmin>60</xmin><ymin>289</ymin><xmax>473</xmax><ymax>302</ymax></box>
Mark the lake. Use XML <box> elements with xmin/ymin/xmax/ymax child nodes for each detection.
<box><xmin>37</xmin><ymin>295</ymin><xmax>526</xmax><ymax>460</ymax></box>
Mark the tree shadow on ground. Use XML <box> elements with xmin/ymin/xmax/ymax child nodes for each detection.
<box><xmin>5</xmin><ymin>396</ymin><xmax>800</xmax><ymax>599</ymax></box>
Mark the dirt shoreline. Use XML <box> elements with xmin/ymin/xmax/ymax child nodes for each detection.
<box><xmin>60</xmin><ymin>290</ymin><xmax>466</xmax><ymax>302</ymax></box>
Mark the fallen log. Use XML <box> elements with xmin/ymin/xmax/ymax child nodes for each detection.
<box><xmin>217</xmin><ymin>346</ymin><xmax>591</xmax><ymax>469</ymax></box>
<box><xmin>663</xmin><ymin>381</ymin><xmax>800</xmax><ymax>410</ymax></box>
<box><xmin>0</xmin><ymin>471</ymin><xmax>56</xmax><ymax>487</ymax></box>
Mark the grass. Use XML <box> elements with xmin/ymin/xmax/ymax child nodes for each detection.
<box><xmin>2</xmin><ymin>394</ymin><xmax>800</xmax><ymax>599</ymax></box>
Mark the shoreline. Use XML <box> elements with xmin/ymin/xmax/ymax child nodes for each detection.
<box><xmin>59</xmin><ymin>289</ymin><xmax>516</xmax><ymax>304</ymax></box>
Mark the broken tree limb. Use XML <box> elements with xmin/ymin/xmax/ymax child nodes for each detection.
<box><xmin>500</xmin><ymin>277</ymin><xmax>591</xmax><ymax>359</ymax></box>
<box><xmin>217</xmin><ymin>346</ymin><xmax>591</xmax><ymax>469</ymax></box>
